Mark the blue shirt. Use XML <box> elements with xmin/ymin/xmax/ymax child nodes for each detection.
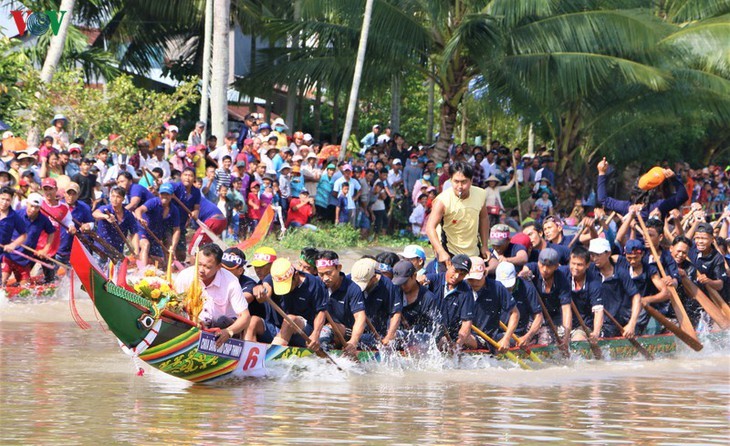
<box><xmin>504</xmin><ymin>277</ymin><xmax>542</xmax><ymax>336</ymax></box>
<box><xmin>525</xmin><ymin>262</ymin><xmax>572</xmax><ymax>323</ymax></box>
<box><xmin>198</xmin><ymin>197</ymin><xmax>224</xmax><ymax>221</ymax></box>
<box><xmin>426</xmin><ymin>272</ymin><xmax>474</xmax><ymax>337</ymax></box>
<box><xmin>289</xmin><ymin>172</ymin><xmax>304</xmax><ymax>198</ymax></box>
<box><xmin>139</xmin><ymin>197</ymin><xmax>180</xmax><ymax>242</ymax></box>
<box><xmin>96</xmin><ymin>204</ymin><xmax>139</xmax><ymax>254</ymax></box>
<box><xmin>337</xmin><ymin>196</ymin><xmax>349</xmax><ymax>222</ymax></box>
<box><xmin>471</xmin><ymin>278</ymin><xmax>516</xmax><ymax>339</ymax></box>
<box><xmin>8</xmin><ymin>209</ymin><xmax>55</xmax><ymax>266</ymax></box>
<box><xmin>264</xmin><ymin>272</ymin><xmax>328</xmax><ymax>326</ymax></box>
<box><xmin>327</xmin><ymin>273</ymin><xmax>366</xmax><ymax>328</ymax></box>
<box><xmin>401</xmin><ymin>285</ymin><xmax>440</xmax><ymax>332</ymax></box>
<box><xmin>528</xmin><ymin>242</ymin><xmax>571</xmax><ymax>265</ymax></box>
<box><xmin>333</xmin><ymin>176</ymin><xmax>361</xmax><ymax>210</ymax></box>
<box><xmin>315</xmin><ymin>174</ymin><xmax>336</xmax><ymax>208</ymax></box>
<box><xmin>0</xmin><ymin>209</ymin><xmax>27</xmax><ymax>259</ymax></box>
<box><xmin>360</xmin><ymin>274</ymin><xmax>404</xmax><ymax>333</ymax></box>
<box><xmin>57</xmin><ymin>200</ymin><xmax>94</xmax><ymax>258</ymax></box>
<box><xmin>591</xmin><ymin>263</ymin><xmax>639</xmax><ymax>325</ymax></box>
<box><xmin>127</xmin><ymin>183</ymin><xmax>155</xmax><ymax>210</ymax></box>
<box><xmin>171</xmin><ymin>182</ymin><xmax>201</xmax><ymax>229</ymax></box>
<box><xmin>559</xmin><ymin>265</ymin><xmax>603</xmax><ymax>329</ymax></box>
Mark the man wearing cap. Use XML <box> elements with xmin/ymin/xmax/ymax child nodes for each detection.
<box><xmin>316</xmin><ymin>251</ymin><xmax>368</xmax><ymax>355</ymax></box>
<box><xmin>426</xmin><ymin>162</ymin><xmax>490</xmax><ymax>263</ymax></box>
<box><xmin>466</xmin><ymin>257</ymin><xmax>519</xmax><ymax>352</ymax></box>
<box><xmin>333</xmin><ymin>164</ymin><xmax>361</xmax><ymax>226</ymax></box>
<box><xmin>494</xmin><ymin>261</ymin><xmax>543</xmax><ymax>347</ymax></box>
<box><xmin>252</xmin><ymin>258</ymin><xmax>328</xmax><ymax>350</ymax></box>
<box><xmin>2</xmin><ymin>193</ymin><xmax>55</xmax><ymax>285</ymax></box>
<box><xmin>360</xmin><ymin>124</ymin><xmax>381</xmax><ymax>152</ymax></box>
<box><xmin>246</xmin><ymin>247</ymin><xmax>278</xmax><ymax>321</ymax></box>
<box><xmin>485</xmin><ymin>224</ymin><xmax>528</xmax><ymax>275</ymax></box>
<box><xmin>519</xmin><ymin>248</ymin><xmax>573</xmax><ymax>344</ymax></box>
<box><xmin>588</xmin><ymin>238</ymin><xmax>641</xmax><ymax>338</ymax></box>
<box><xmin>285</xmin><ymin>190</ymin><xmax>316</xmax><ymax>230</ymax></box>
<box><xmin>94</xmin><ymin>147</ymin><xmax>110</xmax><ymax>184</ymax></box>
<box><xmin>616</xmin><ymin>239</ymin><xmax>669</xmax><ymax>335</ymax></box>
<box><xmin>187</xmin><ymin>121</ymin><xmax>206</xmax><ymax>147</ymax></box>
<box><xmin>558</xmin><ymin>245</ymin><xmax>605</xmax><ymax>341</ymax></box>
<box><xmin>349</xmin><ymin>258</ymin><xmax>405</xmax><ymax>346</ymax></box>
<box><xmin>102</xmin><ymin>154</ymin><xmax>138</xmax><ymax>187</ymax></box>
<box><xmin>171</xmin><ymin>167</ymin><xmax>202</xmax><ymax>260</ymax></box>
<box><xmin>38</xmin><ymin>178</ymin><xmax>74</xmax><ymax>278</ymax></box>
<box><xmin>55</xmin><ymin>182</ymin><xmax>94</xmax><ymax>266</ymax></box>
<box><xmin>401</xmin><ymin>245</ymin><xmax>428</xmax><ymax>275</ymax></box>
<box><xmin>44</xmin><ymin>114</ymin><xmax>69</xmax><ymax>149</ymax></box>
<box><xmin>133</xmin><ymin>183</ymin><xmax>181</xmax><ymax>266</ymax></box>
<box><xmin>392</xmin><ymin>260</ymin><xmax>440</xmax><ymax>333</ymax></box>
<box><xmin>421</xmin><ymin>254</ymin><xmax>475</xmax><ymax>347</ymax></box>
<box><xmin>174</xmin><ymin>244</ymin><xmax>250</xmax><ymax>347</ymax></box>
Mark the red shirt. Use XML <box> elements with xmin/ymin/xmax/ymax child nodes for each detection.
<box><xmin>39</xmin><ymin>200</ymin><xmax>70</xmax><ymax>256</ymax></box>
<box><xmin>248</xmin><ymin>192</ymin><xmax>262</xmax><ymax>220</ymax></box>
<box><xmin>285</xmin><ymin>198</ymin><xmax>313</xmax><ymax>226</ymax></box>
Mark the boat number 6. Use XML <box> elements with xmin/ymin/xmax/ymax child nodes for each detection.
<box><xmin>243</xmin><ymin>346</ymin><xmax>260</xmax><ymax>370</ymax></box>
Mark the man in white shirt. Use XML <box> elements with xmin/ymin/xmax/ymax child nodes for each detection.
<box><xmin>44</xmin><ymin>114</ymin><xmax>70</xmax><ymax>150</ymax></box>
<box><xmin>387</xmin><ymin>159</ymin><xmax>403</xmax><ymax>188</ymax></box>
<box><xmin>174</xmin><ymin>244</ymin><xmax>251</xmax><ymax>347</ymax></box>
<box><xmin>102</xmin><ymin>154</ymin><xmax>138</xmax><ymax>187</ymax></box>
<box><xmin>208</xmin><ymin>132</ymin><xmax>239</xmax><ymax>166</ymax></box>
<box><xmin>146</xmin><ymin>146</ymin><xmax>172</xmax><ymax>180</ymax></box>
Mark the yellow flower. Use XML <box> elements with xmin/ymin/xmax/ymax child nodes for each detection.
<box><xmin>150</xmin><ymin>289</ymin><xmax>161</xmax><ymax>299</ymax></box>
<box><xmin>139</xmin><ymin>279</ymin><xmax>149</xmax><ymax>288</ymax></box>
<box><xmin>160</xmin><ymin>283</ymin><xmax>170</xmax><ymax>293</ymax></box>
<box><xmin>144</xmin><ymin>269</ymin><xmax>156</xmax><ymax>277</ymax></box>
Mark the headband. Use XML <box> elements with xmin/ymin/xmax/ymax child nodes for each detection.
<box><xmin>377</xmin><ymin>263</ymin><xmax>392</xmax><ymax>272</ymax></box>
<box><xmin>316</xmin><ymin>258</ymin><xmax>340</xmax><ymax>268</ymax></box>
<box><xmin>253</xmin><ymin>252</ymin><xmax>275</xmax><ymax>263</ymax></box>
<box><xmin>300</xmin><ymin>253</ymin><xmax>316</xmax><ymax>268</ymax></box>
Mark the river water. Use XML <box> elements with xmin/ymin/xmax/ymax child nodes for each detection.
<box><xmin>1</xmin><ymin>285</ymin><xmax>729</xmax><ymax>444</ymax></box>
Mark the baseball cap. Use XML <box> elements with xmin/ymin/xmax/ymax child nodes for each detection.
<box><xmin>326</xmin><ymin>163</ymin><xmax>336</xmax><ymax>170</ymax></box>
<box><xmin>351</xmin><ymin>258</ymin><xmax>377</xmax><ymax>291</ymax></box>
<box><xmin>696</xmin><ymin>222</ymin><xmax>714</xmax><ymax>235</ymax></box>
<box><xmin>243</xmin><ymin>138</ymin><xmax>254</xmax><ymax>145</ymax></box>
<box><xmin>280</xmin><ymin>163</ymin><xmax>292</xmax><ymax>171</ymax></box>
<box><xmin>271</xmin><ymin>258</ymin><xmax>295</xmax><ymax>295</ymax></box>
<box><xmin>624</xmin><ymin>239</ymin><xmax>645</xmax><ymax>253</ymax></box>
<box><xmin>392</xmin><ymin>159</ymin><xmax>402</xmax><ymax>165</ymax></box>
<box><xmin>342</xmin><ymin>164</ymin><xmax>353</xmax><ymax>171</ymax></box>
<box><xmin>588</xmin><ymin>238</ymin><xmax>612</xmax><ymax>255</ymax></box>
<box><xmin>292</xmin><ymin>155</ymin><xmax>303</xmax><ymax>162</ymax></box>
<box><xmin>495</xmin><ymin>262</ymin><xmax>517</xmax><ymax>288</ymax></box>
<box><xmin>159</xmin><ymin>183</ymin><xmax>174</xmax><ymax>195</ymax></box>
<box><xmin>26</xmin><ymin>192</ymin><xmax>43</xmax><ymax>206</ymax></box>
<box><xmin>538</xmin><ymin>247</ymin><xmax>560</xmax><ymax>266</ymax></box>
<box><xmin>306</xmin><ymin>152</ymin><xmax>318</xmax><ymax>160</ymax></box>
<box><xmin>638</xmin><ymin>166</ymin><xmax>666</xmax><ymax>191</ymax></box>
<box><xmin>401</xmin><ymin>245</ymin><xmax>426</xmax><ymax>261</ymax></box>
<box><xmin>65</xmin><ymin>182</ymin><xmax>80</xmax><ymax>194</ymax></box>
<box><xmin>466</xmin><ymin>256</ymin><xmax>486</xmax><ymax>280</ymax></box>
<box><xmin>303</xmin><ymin>133</ymin><xmax>313</xmax><ymax>142</ymax></box>
<box><xmin>251</xmin><ymin>247</ymin><xmax>277</xmax><ymax>267</ymax></box>
<box><xmin>41</xmin><ymin>178</ymin><xmax>57</xmax><ymax>188</ymax></box>
<box><xmin>511</xmin><ymin>233</ymin><xmax>531</xmax><ymax>249</ymax></box>
<box><xmin>392</xmin><ymin>260</ymin><xmax>416</xmax><ymax>286</ymax></box>
<box><xmin>451</xmin><ymin>254</ymin><xmax>472</xmax><ymax>272</ymax></box>
<box><xmin>167</xmin><ymin>125</ymin><xmax>179</xmax><ymax>133</ymax></box>
<box><xmin>259</xmin><ymin>123</ymin><xmax>271</xmax><ymax>130</ymax></box>
<box><xmin>221</xmin><ymin>247</ymin><xmax>246</xmax><ymax>270</ymax></box>
<box><xmin>490</xmin><ymin>224</ymin><xmax>511</xmax><ymax>245</ymax></box>
<box><xmin>68</xmin><ymin>144</ymin><xmax>82</xmax><ymax>153</ymax></box>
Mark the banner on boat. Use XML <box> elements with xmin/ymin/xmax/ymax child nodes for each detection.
<box><xmin>198</xmin><ymin>331</ymin><xmax>246</xmax><ymax>360</ymax></box>
<box><xmin>197</xmin><ymin>332</ymin><xmax>267</xmax><ymax>377</ymax></box>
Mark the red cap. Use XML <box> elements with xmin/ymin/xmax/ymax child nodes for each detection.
<box><xmin>19</xmin><ymin>179</ymin><xmax>28</xmax><ymax>187</ymax></box>
<box><xmin>41</xmin><ymin>178</ymin><xmax>57</xmax><ymax>188</ymax></box>
<box><xmin>511</xmin><ymin>233</ymin><xmax>531</xmax><ymax>249</ymax></box>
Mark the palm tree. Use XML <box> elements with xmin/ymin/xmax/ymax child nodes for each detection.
<box><xmin>210</xmin><ymin>0</ymin><xmax>231</xmax><ymax>140</ymax></box>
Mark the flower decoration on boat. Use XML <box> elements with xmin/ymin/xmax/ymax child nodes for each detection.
<box><xmin>129</xmin><ymin>271</ymin><xmax>184</xmax><ymax>314</ymax></box>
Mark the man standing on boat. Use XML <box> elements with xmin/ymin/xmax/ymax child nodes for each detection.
<box><xmin>316</xmin><ymin>250</ymin><xmax>368</xmax><ymax>355</ymax></box>
<box><xmin>495</xmin><ymin>261</ymin><xmax>544</xmax><ymax>347</ymax></box>
<box><xmin>171</xmin><ymin>167</ymin><xmax>201</xmax><ymax>261</ymax></box>
<box><xmin>425</xmin><ymin>162</ymin><xmax>490</xmax><ymax>265</ymax></box>
<box><xmin>251</xmin><ymin>258</ymin><xmax>328</xmax><ymax>351</ymax></box>
<box><xmin>350</xmin><ymin>258</ymin><xmax>405</xmax><ymax>346</ymax></box>
<box><xmin>174</xmin><ymin>244</ymin><xmax>251</xmax><ymax>347</ymax></box>
<box><xmin>466</xmin><ymin>257</ymin><xmax>519</xmax><ymax>352</ymax></box>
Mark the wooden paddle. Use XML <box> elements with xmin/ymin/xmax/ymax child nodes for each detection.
<box><xmin>324</xmin><ymin>310</ymin><xmax>352</xmax><ymax>352</ymax></box>
<box><xmin>499</xmin><ymin>321</ymin><xmax>543</xmax><ymax>363</ymax></box>
<box><xmin>679</xmin><ymin>276</ymin><xmax>730</xmax><ymax>328</ymax></box>
<box><xmin>471</xmin><ymin>326</ymin><xmax>532</xmax><ymax>370</ymax></box>
<box><xmin>635</xmin><ymin>213</ymin><xmax>703</xmax><ymax>350</ymax></box>
<box><xmin>262</xmin><ymin>299</ymin><xmax>343</xmax><ymax>370</ymax></box>
<box><xmin>568</xmin><ymin>224</ymin><xmax>587</xmax><ymax>248</ymax></box>
<box><xmin>40</xmin><ymin>207</ymin><xmax>123</xmax><ymax>263</ymax></box>
<box><xmin>603</xmin><ymin>309</ymin><xmax>653</xmax><ymax>360</ymax></box>
<box><xmin>570</xmin><ymin>301</ymin><xmax>603</xmax><ymax>360</ymax></box>
<box><xmin>20</xmin><ymin>244</ymin><xmax>70</xmax><ymax>269</ymax></box>
<box><xmin>0</xmin><ymin>245</ymin><xmax>55</xmax><ymax>269</ymax></box>
<box><xmin>533</xmin><ymin>292</ymin><xmax>570</xmax><ymax>358</ymax></box>
<box><xmin>170</xmin><ymin>194</ymin><xmax>227</xmax><ymax>250</ymax></box>
<box><xmin>365</xmin><ymin>316</ymin><xmax>383</xmax><ymax>343</ymax></box>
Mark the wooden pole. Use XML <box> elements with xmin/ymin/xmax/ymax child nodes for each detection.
<box><xmin>603</xmin><ymin>309</ymin><xmax>653</xmax><ymax>360</ymax></box>
<box><xmin>20</xmin><ymin>244</ymin><xmax>70</xmax><ymax>269</ymax></box>
<box><xmin>570</xmin><ymin>301</ymin><xmax>602</xmax><ymax>360</ymax></box>
<box><xmin>170</xmin><ymin>193</ymin><xmax>227</xmax><ymax>249</ymax></box>
<box><xmin>499</xmin><ymin>321</ymin><xmax>543</xmax><ymax>363</ymax></box>
<box><xmin>534</xmin><ymin>292</ymin><xmax>570</xmax><ymax>358</ymax></box>
<box><xmin>471</xmin><ymin>326</ymin><xmax>532</xmax><ymax>370</ymax></box>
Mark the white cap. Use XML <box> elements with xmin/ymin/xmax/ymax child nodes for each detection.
<box><xmin>588</xmin><ymin>238</ymin><xmax>612</xmax><ymax>254</ymax></box>
<box><xmin>351</xmin><ymin>258</ymin><xmax>377</xmax><ymax>291</ymax></box>
<box><xmin>26</xmin><ymin>192</ymin><xmax>44</xmax><ymax>207</ymax></box>
<box><xmin>2</xmin><ymin>131</ymin><xmax>14</xmax><ymax>139</ymax></box>
<box><xmin>303</xmin><ymin>133</ymin><xmax>313</xmax><ymax>142</ymax></box>
<box><xmin>167</xmin><ymin>125</ymin><xmax>179</xmax><ymax>133</ymax></box>
<box><xmin>495</xmin><ymin>262</ymin><xmax>517</xmax><ymax>288</ymax></box>
<box><xmin>466</xmin><ymin>256</ymin><xmax>486</xmax><ymax>281</ymax></box>
<box><xmin>306</xmin><ymin>152</ymin><xmax>318</xmax><ymax>159</ymax></box>
<box><xmin>292</xmin><ymin>155</ymin><xmax>303</xmax><ymax>162</ymax></box>
<box><xmin>400</xmin><ymin>245</ymin><xmax>426</xmax><ymax>261</ymax></box>
<box><xmin>272</xmin><ymin>117</ymin><xmax>289</xmax><ymax>129</ymax></box>
<box><xmin>392</xmin><ymin>159</ymin><xmax>402</xmax><ymax>165</ymax></box>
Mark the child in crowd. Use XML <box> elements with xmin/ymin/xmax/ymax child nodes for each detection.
<box><xmin>214</xmin><ymin>155</ymin><xmax>233</xmax><ymax>190</ymax></box>
<box><xmin>370</xmin><ymin>183</ymin><xmax>387</xmax><ymax>236</ymax></box>
<box><xmin>335</xmin><ymin>182</ymin><xmax>350</xmax><ymax>225</ymax></box>
<box><xmin>247</xmin><ymin>181</ymin><xmax>262</xmax><ymax>236</ymax></box>
<box><xmin>409</xmin><ymin>193</ymin><xmax>427</xmax><ymax>236</ymax></box>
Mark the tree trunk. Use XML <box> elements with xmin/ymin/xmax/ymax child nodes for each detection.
<box><xmin>527</xmin><ymin>123</ymin><xmax>535</xmax><ymax>155</ymax></box>
<box><xmin>433</xmin><ymin>97</ymin><xmax>459</xmax><ymax>162</ymax></box>
<box><xmin>427</xmin><ymin>66</ymin><xmax>435</xmax><ymax>144</ymax></box>
<box><xmin>249</xmin><ymin>33</ymin><xmax>257</xmax><ymax>114</ymax></box>
<box><xmin>40</xmin><ymin>0</ymin><xmax>75</xmax><ymax>83</ymax></box>
<box><xmin>460</xmin><ymin>100</ymin><xmax>467</xmax><ymax>143</ymax></box>
<box><xmin>210</xmin><ymin>0</ymin><xmax>231</xmax><ymax>140</ymax></box>
<box><xmin>314</xmin><ymin>83</ymin><xmax>322</xmax><ymax>140</ymax></box>
<box><xmin>332</xmin><ymin>87</ymin><xmax>340</xmax><ymax>142</ymax></box>
<box><xmin>285</xmin><ymin>1</ymin><xmax>302</xmax><ymax>131</ymax></box>
<box><xmin>390</xmin><ymin>74</ymin><xmax>401</xmax><ymax>133</ymax></box>
<box><xmin>339</xmin><ymin>0</ymin><xmax>375</xmax><ymax>159</ymax></box>
<box><xmin>296</xmin><ymin>81</ymin><xmax>306</xmax><ymax>130</ymax></box>
<box><xmin>199</xmin><ymin>0</ymin><xmax>213</xmax><ymax>137</ymax></box>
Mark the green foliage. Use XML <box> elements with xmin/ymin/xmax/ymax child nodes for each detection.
<box><xmin>501</xmin><ymin>185</ymin><xmax>532</xmax><ymax>210</ymax></box>
<box><xmin>17</xmin><ymin>69</ymin><xmax>200</xmax><ymax>151</ymax></box>
<box><xmin>0</xmin><ymin>37</ymin><xmax>31</xmax><ymax>129</ymax></box>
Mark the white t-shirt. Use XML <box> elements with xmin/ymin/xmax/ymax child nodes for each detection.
<box><xmin>174</xmin><ymin>266</ymin><xmax>247</xmax><ymax>324</ymax></box>
<box><xmin>209</xmin><ymin>146</ymin><xmax>239</xmax><ymax>166</ymax></box>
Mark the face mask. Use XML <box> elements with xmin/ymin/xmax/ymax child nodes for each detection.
<box><xmin>275</xmin><ymin>126</ymin><xmax>285</xmax><ymax>132</ymax></box>
<box><xmin>423</xmin><ymin>175</ymin><xmax>431</xmax><ymax>180</ymax></box>
<box><xmin>411</xmin><ymin>160</ymin><xmax>418</xmax><ymax>165</ymax></box>
<box><xmin>177</xmin><ymin>150</ymin><xmax>186</xmax><ymax>157</ymax></box>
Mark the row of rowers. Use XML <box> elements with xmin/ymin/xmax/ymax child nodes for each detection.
<box><xmin>175</xmin><ymin>219</ymin><xmax>717</xmax><ymax>353</ymax></box>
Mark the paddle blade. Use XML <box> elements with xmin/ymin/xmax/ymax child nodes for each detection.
<box><xmin>237</xmin><ymin>206</ymin><xmax>275</xmax><ymax>251</ymax></box>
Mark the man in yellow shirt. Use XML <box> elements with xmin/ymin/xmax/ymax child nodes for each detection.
<box><xmin>426</xmin><ymin>161</ymin><xmax>490</xmax><ymax>264</ymax></box>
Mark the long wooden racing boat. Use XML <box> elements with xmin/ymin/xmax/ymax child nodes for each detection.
<box><xmin>70</xmin><ymin>238</ymin><xmax>727</xmax><ymax>384</ymax></box>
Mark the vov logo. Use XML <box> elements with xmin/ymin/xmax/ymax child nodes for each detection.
<box><xmin>10</xmin><ymin>9</ymin><xmax>68</xmax><ymax>37</ymax></box>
